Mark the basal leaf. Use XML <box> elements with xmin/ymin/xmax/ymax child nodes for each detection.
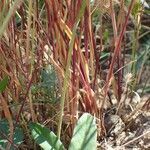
<box><xmin>29</xmin><ymin>122</ymin><xmax>65</xmax><ymax>150</ymax></box>
<box><xmin>69</xmin><ymin>113</ymin><xmax>97</xmax><ymax>150</ymax></box>
<box><xmin>0</xmin><ymin>119</ymin><xmax>24</xmax><ymax>150</ymax></box>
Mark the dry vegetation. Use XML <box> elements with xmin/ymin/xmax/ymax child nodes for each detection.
<box><xmin>0</xmin><ymin>0</ymin><xmax>149</xmax><ymax>149</ymax></box>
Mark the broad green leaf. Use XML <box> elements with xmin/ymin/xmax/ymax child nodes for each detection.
<box><xmin>0</xmin><ymin>76</ymin><xmax>9</xmax><ymax>93</ymax></box>
<box><xmin>69</xmin><ymin>113</ymin><xmax>97</xmax><ymax>150</ymax></box>
<box><xmin>31</xmin><ymin>65</ymin><xmax>59</xmax><ymax>104</ymax></box>
<box><xmin>0</xmin><ymin>119</ymin><xmax>24</xmax><ymax>150</ymax></box>
<box><xmin>29</xmin><ymin>122</ymin><xmax>65</xmax><ymax>150</ymax></box>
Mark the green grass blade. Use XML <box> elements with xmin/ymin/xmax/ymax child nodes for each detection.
<box><xmin>0</xmin><ymin>0</ymin><xmax>23</xmax><ymax>38</ymax></box>
<box><xmin>57</xmin><ymin>0</ymin><xmax>87</xmax><ymax>139</ymax></box>
<box><xmin>0</xmin><ymin>76</ymin><xmax>9</xmax><ymax>93</ymax></box>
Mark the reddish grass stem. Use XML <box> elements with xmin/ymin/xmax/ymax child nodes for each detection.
<box><xmin>103</xmin><ymin>0</ymin><xmax>135</xmax><ymax>106</ymax></box>
<box><xmin>100</xmin><ymin>0</ymin><xmax>136</xmax><ymax>136</ymax></box>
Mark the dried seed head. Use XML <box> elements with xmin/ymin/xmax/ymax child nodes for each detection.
<box><xmin>125</xmin><ymin>73</ymin><xmax>133</xmax><ymax>84</ymax></box>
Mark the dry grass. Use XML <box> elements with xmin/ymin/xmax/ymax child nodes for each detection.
<box><xmin>0</xmin><ymin>0</ymin><xmax>149</xmax><ymax>149</ymax></box>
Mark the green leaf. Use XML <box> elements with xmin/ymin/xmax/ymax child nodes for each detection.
<box><xmin>69</xmin><ymin>113</ymin><xmax>97</xmax><ymax>150</ymax></box>
<box><xmin>29</xmin><ymin>122</ymin><xmax>65</xmax><ymax>150</ymax></box>
<box><xmin>0</xmin><ymin>76</ymin><xmax>9</xmax><ymax>93</ymax></box>
<box><xmin>100</xmin><ymin>52</ymin><xmax>110</xmax><ymax>62</ymax></box>
<box><xmin>0</xmin><ymin>119</ymin><xmax>24</xmax><ymax>150</ymax></box>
